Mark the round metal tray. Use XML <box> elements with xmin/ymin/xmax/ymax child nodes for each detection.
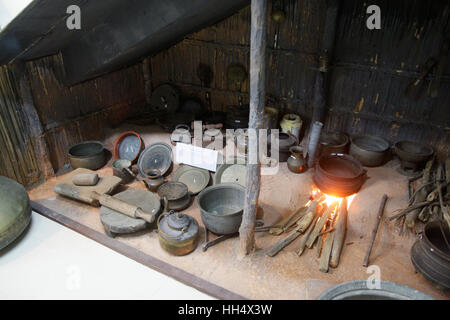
<box><xmin>137</xmin><ymin>143</ymin><xmax>173</xmax><ymax>177</ymax></box>
<box><xmin>214</xmin><ymin>158</ymin><xmax>247</xmax><ymax>187</ymax></box>
<box><xmin>172</xmin><ymin>165</ymin><xmax>210</xmax><ymax>195</ymax></box>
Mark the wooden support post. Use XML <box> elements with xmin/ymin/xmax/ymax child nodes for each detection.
<box><xmin>239</xmin><ymin>0</ymin><xmax>267</xmax><ymax>256</ymax></box>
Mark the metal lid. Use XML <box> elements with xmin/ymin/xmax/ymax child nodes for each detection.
<box><xmin>137</xmin><ymin>143</ymin><xmax>173</xmax><ymax>177</ymax></box>
<box><xmin>214</xmin><ymin>158</ymin><xmax>247</xmax><ymax>187</ymax></box>
<box><xmin>172</xmin><ymin>165</ymin><xmax>210</xmax><ymax>194</ymax></box>
<box><xmin>167</xmin><ymin>211</ymin><xmax>191</xmax><ymax>230</ymax></box>
<box><xmin>158</xmin><ymin>211</ymin><xmax>199</xmax><ymax>242</ymax></box>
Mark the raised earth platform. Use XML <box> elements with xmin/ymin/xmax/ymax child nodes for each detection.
<box><xmin>28</xmin><ymin>125</ymin><xmax>450</xmax><ymax>300</ymax></box>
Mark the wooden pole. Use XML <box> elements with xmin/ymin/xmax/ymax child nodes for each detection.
<box><xmin>239</xmin><ymin>0</ymin><xmax>267</xmax><ymax>256</ymax></box>
<box><xmin>363</xmin><ymin>194</ymin><xmax>388</xmax><ymax>267</ymax></box>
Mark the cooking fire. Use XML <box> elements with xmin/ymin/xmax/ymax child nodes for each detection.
<box><xmin>261</xmin><ymin>187</ymin><xmax>356</xmax><ymax>273</ymax></box>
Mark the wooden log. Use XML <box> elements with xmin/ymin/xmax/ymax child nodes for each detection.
<box><xmin>363</xmin><ymin>195</ymin><xmax>388</xmax><ymax>267</ymax></box>
<box><xmin>239</xmin><ymin>0</ymin><xmax>267</xmax><ymax>256</ymax></box>
<box><xmin>306</xmin><ymin>202</ymin><xmax>337</xmax><ymax>248</ymax></box>
<box><xmin>297</xmin><ymin>215</ymin><xmax>319</xmax><ymax>256</ymax></box>
<box><xmin>330</xmin><ymin>198</ymin><xmax>348</xmax><ymax>268</ymax></box>
<box><xmin>266</xmin><ymin>200</ymin><xmax>320</xmax><ymax>257</ymax></box>
<box><xmin>319</xmin><ymin>231</ymin><xmax>335</xmax><ymax>273</ymax></box>
<box><xmin>405</xmin><ymin>158</ymin><xmax>434</xmax><ymax>228</ymax></box>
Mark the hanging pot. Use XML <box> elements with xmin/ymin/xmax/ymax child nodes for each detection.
<box><xmin>157</xmin><ymin>210</ymin><xmax>199</xmax><ymax>256</ymax></box>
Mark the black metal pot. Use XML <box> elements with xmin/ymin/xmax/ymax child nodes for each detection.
<box><xmin>313</xmin><ymin>153</ymin><xmax>366</xmax><ymax>197</ymax></box>
<box><xmin>411</xmin><ymin>221</ymin><xmax>450</xmax><ymax>291</ymax></box>
<box><xmin>68</xmin><ymin>141</ymin><xmax>106</xmax><ymax>170</ymax></box>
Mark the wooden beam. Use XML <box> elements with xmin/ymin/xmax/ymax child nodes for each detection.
<box><xmin>239</xmin><ymin>0</ymin><xmax>267</xmax><ymax>256</ymax></box>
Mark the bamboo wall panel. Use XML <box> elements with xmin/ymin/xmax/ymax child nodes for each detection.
<box><xmin>149</xmin><ymin>0</ymin><xmax>449</xmax><ymax>156</ymax></box>
<box><xmin>0</xmin><ymin>66</ymin><xmax>41</xmax><ymax>186</ymax></box>
<box><xmin>327</xmin><ymin>0</ymin><xmax>450</xmax><ymax>157</ymax></box>
<box><xmin>25</xmin><ymin>54</ymin><xmax>147</xmax><ymax>173</ymax></box>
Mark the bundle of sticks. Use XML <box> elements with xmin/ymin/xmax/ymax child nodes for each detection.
<box><xmin>388</xmin><ymin>158</ymin><xmax>450</xmax><ymax>234</ymax></box>
<box><xmin>262</xmin><ymin>192</ymin><xmax>349</xmax><ymax>273</ymax></box>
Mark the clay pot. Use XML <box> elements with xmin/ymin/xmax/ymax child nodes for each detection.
<box><xmin>143</xmin><ymin>169</ymin><xmax>165</xmax><ymax>192</ymax></box>
<box><xmin>313</xmin><ymin>153</ymin><xmax>366</xmax><ymax>197</ymax></box>
<box><xmin>287</xmin><ymin>146</ymin><xmax>306</xmax><ymax>173</ymax></box>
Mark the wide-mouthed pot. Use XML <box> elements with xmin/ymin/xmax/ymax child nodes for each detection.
<box><xmin>349</xmin><ymin>135</ymin><xmax>390</xmax><ymax>167</ymax></box>
<box><xmin>197</xmin><ymin>183</ymin><xmax>245</xmax><ymax>235</ymax></box>
<box><xmin>393</xmin><ymin>140</ymin><xmax>433</xmax><ymax>170</ymax></box>
<box><xmin>313</xmin><ymin>153</ymin><xmax>366</xmax><ymax>197</ymax></box>
<box><xmin>411</xmin><ymin>221</ymin><xmax>450</xmax><ymax>291</ymax></box>
<box><xmin>68</xmin><ymin>141</ymin><xmax>106</xmax><ymax>170</ymax></box>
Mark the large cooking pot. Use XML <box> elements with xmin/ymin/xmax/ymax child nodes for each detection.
<box><xmin>197</xmin><ymin>183</ymin><xmax>245</xmax><ymax>235</ymax></box>
<box><xmin>411</xmin><ymin>220</ymin><xmax>450</xmax><ymax>291</ymax></box>
<box><xmin>68</xmin><ymin>141</ymin><xmax>106</xmax><ymax>170</ymax></box>
<box><xmin>349</xmin><ymin>135</ymin><xmax>390</xmax><ymax>167</ymax></box>
<box><xmin>314</xmin><ymin>153</ymin><xmax>366</xmax><ymax>197</ymax></box>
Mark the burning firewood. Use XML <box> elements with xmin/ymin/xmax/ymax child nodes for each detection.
<box><xmin>306</xmin><ymin>202</ymin><xmax>337</xmax><ymax>248</ymax></box>
<box><xmin>265</xmin><ymin>196</ymin><xmax>323</xmax><ymax>257</ymax></box>
<box><xmin>330</xmin><ymin>198</ymin><xmax>348</xmax><ymax>268</ymax></box>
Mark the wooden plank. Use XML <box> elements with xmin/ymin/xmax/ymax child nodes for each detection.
<box><xmin>31</xmin><ymin>200</ymin><xmax>247</xmax><ymax>300</ymax></box>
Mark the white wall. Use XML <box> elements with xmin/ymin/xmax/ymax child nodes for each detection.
<box><xmin>0</xmin><ymin>0</ymin><xmax>33</xmax><ymax>30</ymax></box>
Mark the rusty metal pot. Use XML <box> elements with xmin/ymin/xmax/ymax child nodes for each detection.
<box><xmin>411</xmin><ymin>220</ymin><xmax>450</xmax><ymax>291</ymax></box>
<box><xmin>68</xmin><ymin>141</ymin><xmax>106</xmax><ymax>170</ymax></box>
<box><xmin>313</xmin><ymin>153</ymin><xmax>366</xmax><ymax>197</ymax></box>
<box><xmin>157</xmin><ymin>210</ymin><xmax>199</xmax><ymax>256</ymax></box>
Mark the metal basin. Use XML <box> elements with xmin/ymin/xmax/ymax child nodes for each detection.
<box><xmin>349</xmin><ymin>135</ymin><xmax>390</xmax><ymax>167</ymax></box>
<box><xmin>314</xmin><ymin>153</ymin><xmax>366</xmax><ymax>197</ymax></box>
<box><xmin>318</xmin><ymin>280</ymin><xmax>434</xmax><ymax>300</ymax></box>
<box><xmin>68</xmin><ymin>141</ymin><xmax>106</xmax><ymax>170</ymax></box>
<box><xmin>197</xmin><ymin>183</ymin><xmax>245</xmax><ymax>235</ymax></box>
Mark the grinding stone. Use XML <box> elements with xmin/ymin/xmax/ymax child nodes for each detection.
<box><xmin>100</xmin><ymin>189</ymin><xmax>161</xmax><ymax>237</ymax></box>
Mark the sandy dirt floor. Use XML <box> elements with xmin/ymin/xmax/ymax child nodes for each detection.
<box><xmin>29</xmin><ymin>124</ymin><xmax>450</xmax><ymax>300</ymax></box>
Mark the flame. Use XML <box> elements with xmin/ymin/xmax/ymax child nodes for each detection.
<box><xmin>311</xmin><ymin>186</ymin><xmax>356</xmax><ymax>210</ymax></box>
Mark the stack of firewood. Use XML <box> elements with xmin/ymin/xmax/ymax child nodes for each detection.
<box><xmin>259</xmin><ymin>193</ymin><xmax>349</xmax><ymax>273</ymax></box>
<box><xmin>388</xmin><ymin>158</ymin><xmax>450</xmax><ymax>234</ymax></box>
